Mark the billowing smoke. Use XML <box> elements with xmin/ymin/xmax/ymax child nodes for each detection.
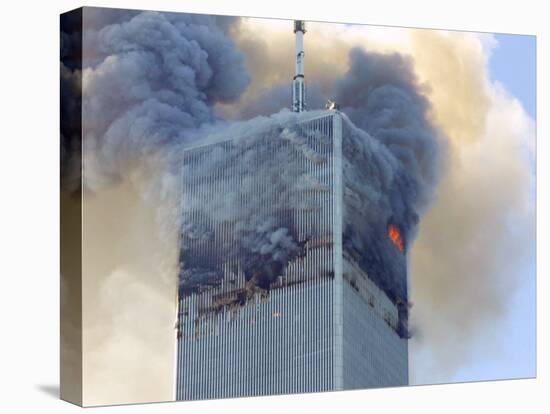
<box><xmin>335</xmin><ymin>48</ymin><xmax>440</xmax><ymax>211</ymax></box>
<box><xmin>335</xmin><ymin>49</ymin><xmax>441</xmax><ymax>307</ymax></box>
<box><xmin>406</xmin><ymin>31</ymin><xmax>535</xmax><ymax>383</ymax></box>
<box><xmin>81</xmin><ymin>10</ymin><xmax>250</xmax><ymax>193</ymax></box>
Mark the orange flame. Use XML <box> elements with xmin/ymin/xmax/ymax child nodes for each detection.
<box><xmin>388</xmin><ymin>224</ymin><xmax>405</xmax><ymax>252</ymax></box>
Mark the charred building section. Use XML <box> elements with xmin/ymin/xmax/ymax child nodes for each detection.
<box><xmin>175</xmin><ymin>111</ymin><xmax>409</xmax><ymax>400</ymax></box>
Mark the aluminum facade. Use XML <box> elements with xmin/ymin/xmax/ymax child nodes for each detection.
<box><xmin>176</xmin><ymin>112</ymin><xmax>408</xmax><ymax>400</ymax></box>
<box><xmin>342</xmin><ymin>257</ymin><xmax>408</xmax><ymax>388</ymax></box>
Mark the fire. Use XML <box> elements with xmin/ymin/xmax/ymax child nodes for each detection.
<box><xmin>387</xmin><ymin>224</ymin><xmax>405</xmax><ymax>252</ymax></box>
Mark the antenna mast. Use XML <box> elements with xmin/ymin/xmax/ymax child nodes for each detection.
<box><xmin>292</xmin><ymin>20</ymin><xmax>306</xmax><ymax>112</ymax></box>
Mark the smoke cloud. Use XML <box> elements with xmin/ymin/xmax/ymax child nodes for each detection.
<box><xmin>81</xmin><ymin>10</ymin><xmax>249</xmax><ymax>192</ymax></box>
<box><xmin>335</xmin><ymin>48</ymin><xmax>440</xmax><ymax>211</ymax></box>
<box><xmin>406</xmin><ymin>31</ymin><xmax>535</xmax><ymax>382</ymax></box>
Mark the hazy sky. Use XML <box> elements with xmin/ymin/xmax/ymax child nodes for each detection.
<box><xmin>490</xmin><ymin>34</ymin><xmax>536</xmax><ymax>118</ymax></box>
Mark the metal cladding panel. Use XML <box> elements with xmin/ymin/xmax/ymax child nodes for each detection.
<box><xmin>342</xmin><ymin>258</ymin><xmax>409</xmax><ymax>388</ymax></box>
<box><xmin>176</xmin><ymin>281</ymin><xmax>333</xmax><ymax>400</ymax></box>
<box><xmin>176</xmin><ymin>113</ymin><xmax>338</xmax><ymax>400</ymax></box>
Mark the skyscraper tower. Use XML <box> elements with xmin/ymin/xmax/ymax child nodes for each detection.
<box><xmin>292</xmin><ymin>20</ymin><xmax>306</xmax><ymax>112</ymax></box>
<box><xmin>174</xmin><ymin>21</ymin><xmax>409</xmax><ymax>401</ymax></box>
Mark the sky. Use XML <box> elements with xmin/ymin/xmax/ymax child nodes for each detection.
<box><xmin>490</xmin><ymin>34</ymin><xmax>536</xmax><ymax>118</ymax></box>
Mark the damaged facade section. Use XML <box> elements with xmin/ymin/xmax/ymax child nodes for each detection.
<box><xmin>178</xmin><ymin>115</ymin><xmax>335</xmax><ymax>301</ymax></box>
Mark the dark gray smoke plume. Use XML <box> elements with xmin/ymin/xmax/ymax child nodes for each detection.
<box><xmin>81</xmin><ymin>9</ymin><xmax>250</xmax><ymax>191</ymax></box>
<box><xmin>60</xmin><ymin>10</ymin><xmax>83</xmax><ymax>193</ymax></box>
<box><xmin>335</xmin><ymin>48</ymin><xmax>440</xmax><ymax>211</ymax></box>
<box><xmin>334</xmin><ymin>49</ymin><xmax>442</xmax><ymax>305</ymax></box>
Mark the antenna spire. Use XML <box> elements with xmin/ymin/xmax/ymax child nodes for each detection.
<box><xmin>292</xmin><ymin>20</ymin><xmax>306</xmax><ymax>112</ymax></box>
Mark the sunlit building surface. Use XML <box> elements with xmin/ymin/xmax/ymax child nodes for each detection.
<box><xmin>175</xmin><ymin>111</ymin><xmax>408</xmax><ymax>400</ymax></box>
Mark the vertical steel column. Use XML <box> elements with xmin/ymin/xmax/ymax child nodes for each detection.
<box><xmin>332</xmin><ymin>113</ymin><xmax>344</xmax><ymax>390</ymax></box>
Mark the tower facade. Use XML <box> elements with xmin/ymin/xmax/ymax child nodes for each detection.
<box><xmin>175</xmin><ymin>111</ymin><xmax>408</xmax><ymax>400</ymax></box>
